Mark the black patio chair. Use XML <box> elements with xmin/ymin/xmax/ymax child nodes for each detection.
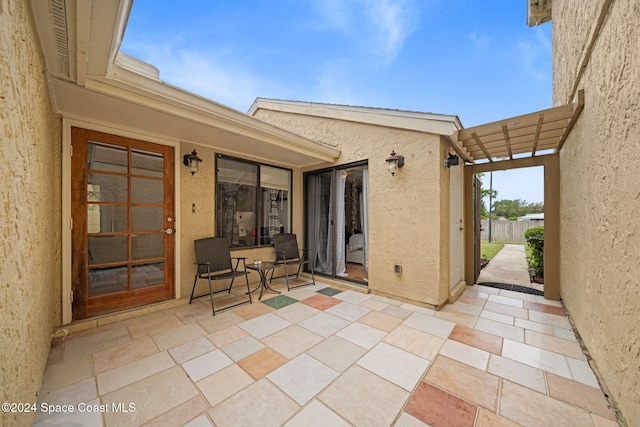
<box><xmin>189</xmin><ymin>237</ymin><xmax>252</xmax><ymax>315</ymax></box>
<box><xmin>270</xmin><ymin>233</ymin><xmax>316</xmax><ymax>291</ymax></box>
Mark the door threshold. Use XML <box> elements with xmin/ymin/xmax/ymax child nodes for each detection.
<box><xmin>60</xmin><ymin>297</ymin><xmax>187</xmax><ymax>335</ymax></box>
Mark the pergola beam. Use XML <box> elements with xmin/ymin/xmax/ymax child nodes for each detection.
<box><xmin>532</xmin><ymin>114</ymin><xmax>544</xmax><ymax>156</ymax></box>
<box><xmin>471</xmin><ymin>131</ymin><xmax>493</xmax><ymax>162</ymax></box>
<box><xmin>556</xmin><ymin>89</ymin><xmax>585</xmax><ymax>153</ymax></box>
<box><xmin>458</xmin><ymin>92</ymin><xmax>585</xmax><ymax>164</ymax></box>
<box><xmin>501</xmin><ymin>125</ymin><xmax>513</xmax><ymax>159</ymax></box>
<box><xmin>444</xmin><ymin>133</ymin><xmax>473</xmax><ymax>163</ymax></box>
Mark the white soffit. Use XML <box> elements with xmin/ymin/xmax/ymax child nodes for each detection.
<box><xmin>458</xmin><ymin>90</ymin><xmax>584</xmax><ymax>164</ymax></box>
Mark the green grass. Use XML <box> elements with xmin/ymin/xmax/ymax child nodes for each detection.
<box><xmin>480</xmin><ymin>241</ymin><xmax>505</xmax><ymax>260</ymax></box>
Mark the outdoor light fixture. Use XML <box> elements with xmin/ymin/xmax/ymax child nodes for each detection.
<box><xmin>444</xmin><ymin>153</ymin><xmax>459</xmax><ymax>168</ymax></box>
<box><xmin>385</xmin><ymin>150</ymin><xmax>405</xmax><ymax>176</ymax></box>
<box><xmin>183</xmin><ymin>150</ymin><xmax>203</xmax><ymax>175</ymax></box>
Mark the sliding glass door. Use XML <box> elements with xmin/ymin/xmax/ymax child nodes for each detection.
<box><xmin>305</xmin><ymin>163</ymin><xmax>368</xmax><ymax>284</ymax></box>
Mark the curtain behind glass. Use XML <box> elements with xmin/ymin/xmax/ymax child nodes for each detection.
<box><xmin>361</xmin><ymin>167</ymin><xmax>369</xmax><ymax>273</ymax></box>
<box><xmin>307</xmin><ymin>173</ymin><xmax>330</xmax><ymax>273</ymax></box>
<box><xmin>267</xmin><ymin>189</ymin><xmax>280</xmax><ymax>243</ymax></box>
<box><xmin>334</xmin><ymin>172</ymin><xmax>347</xmax><ymax>276</ymax></box>
<box><xmin>222</xmin><ymin>183</ymin><xmax>240</xmax><ymax>245</ymax></box>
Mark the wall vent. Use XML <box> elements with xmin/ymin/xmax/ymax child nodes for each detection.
<box><xmin>49</xmin><ymin>0</ymin><xmax>70</xmax><ymax>77</ymax></box>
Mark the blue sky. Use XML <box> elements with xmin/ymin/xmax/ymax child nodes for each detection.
<box><xmin>121</xmin><ymin>0</ymin><xmax>550</xmax><ymax>203</ymax></box>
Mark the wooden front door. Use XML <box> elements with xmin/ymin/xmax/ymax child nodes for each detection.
<box><xmin>71</xmin><ymin>128</ymin><xmax>175</xmax><ymax>319</ymax></box>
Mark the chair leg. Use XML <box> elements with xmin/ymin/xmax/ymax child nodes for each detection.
<box><xmin>189</xmin><ymin>275</ymin><xmax>199</xmax><ymax>304</ymax></box>
<box><xmin>283</xmin><ymin>261</ymin><xmax>291</xmax><ymax>291</ymax></box>
<box><xmin>309</xmin><ymin>263</ymin><xmax>316</xmax><ymax>286</ymax></box>
<box><xmin>300</xmin><ymin>263</ymin><xmax>316</xmax><ymax>286</ymax></box>
<box><xmin>207</xmin><ymin>276</ymin><xmax>215</xmax><ymax>316</ymax></box>
<box><xmin>229</xmin><ymin>258</ymin><xmax>240</xmax><ymax>293</ymax></box>
<box><xmin>244</xmin><ymin>274</ymin><xmax>252</xmax><ymax>303</ymax></box>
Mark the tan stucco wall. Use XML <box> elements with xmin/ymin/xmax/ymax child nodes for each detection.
<box><xmin>178</xmin><ymin>145</ymin><xmax>298</xmax><ymax>297</ymax></box>
<box><xmin>0</xmin><ymin>1</ymin><xmax>62</xmax><ymax>425</ymax></box>
<box><xmin>554</xmin><ymin>0</ymin><xmax>640</xmax><ymax>424</ymax></box>
<box><xmin>253</xmin><ymin>109</ymin><xmax>452</xmax><ymax>307</ymax></box>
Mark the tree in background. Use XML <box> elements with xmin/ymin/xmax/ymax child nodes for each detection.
<box><xmin>480</xmin><ymin>187</ymin><xmax>498</xmax><ymax>219</ymax></box>
<box><xmin>492</xmin><ymin>199</ymin><xmax>544</xmax><ymax>219</ymax></box>
<box><xmin>476</xmin><ymin>173</ymin><xmax>498</xmax><ymax>219</ymax></box>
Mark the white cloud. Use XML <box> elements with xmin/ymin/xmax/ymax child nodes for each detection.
<box><xmin>120</xmin><ymin>1</ymin><xmax>423</xmax><ymax>111</ymax></box>
<box><xmin>310</xmin><ymin>0</ymin><xmax>355</xmax><ymax>31</ymax></box>
<box><xmin>470</xmin><ymin>32</ymin><xmax>489</xmax><ymax>50</ymax></box>
<box><xmin>516</xmin><ymin>27</ymin><xmax>551</xmax><ymax>81</ymax></box>
<box><xmin>121</xmin><ymin>39</ymin><xmax>288</xmax><ymax>111</ymax></box>
<box><xmin>310</xmin><ymin>0</ymin><xmax>420</xmax><ymax>64</ymax></box>
<box><xmin>311</xmin><ymin>60</ymin><xmax>362</xmax><ymax>105</ymax></box>
<box><xmin>361</xmin><ymin>0</ymin><xmax>420</xmax><ymax>60</ymax></box>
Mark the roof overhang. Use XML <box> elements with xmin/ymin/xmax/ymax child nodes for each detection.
<box><xmin>249</xmin><ymin>98</ymin><xmax>467</xmax><ymax>158</ymax></box>
<box><xmin>527</xmin><ymin>0</ymin><xmax>553</xmax><ymax>27</ymax></box>
<box><xmin>457</xmin><ymin>90</ymin><xmax>584</xmax><ymax>164</ymax></box>
<box><xmin>249</xmin><ymin>98</ymin><xmax>463</xmax><ymax>135</ymax></box>
<box><xmin>29</xmin><ymin>0</ymin><xmax>339</xmax><ymax>168</ymax></box>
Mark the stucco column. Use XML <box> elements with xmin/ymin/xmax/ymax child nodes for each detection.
<box><xmin>543</xmin><ymin>154</ymin><xmax>560</xmax><ymax>300</ymax></box>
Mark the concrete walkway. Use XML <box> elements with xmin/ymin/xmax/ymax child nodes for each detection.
<box><xmin>477</xmin><ymin>244</ymin><xmax>540</xmax><ymax>290</ymax></box>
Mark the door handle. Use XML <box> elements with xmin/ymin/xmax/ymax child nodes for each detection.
<box><xmin>161</xmin><ymin>228</ymin><xmax>174</xmax><ymax>235</ymax></box>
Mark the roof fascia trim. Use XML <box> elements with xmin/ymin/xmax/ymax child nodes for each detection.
<box><xmin>249</xmin><ymin>98</ymin><xmax>463</xmax><ymax>135</ymax></box>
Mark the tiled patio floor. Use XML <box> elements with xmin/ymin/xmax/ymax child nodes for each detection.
<box><xmin>35</xmin><ymin>280</ymin><xmax>619</xmax><ymax>426</ymax></box>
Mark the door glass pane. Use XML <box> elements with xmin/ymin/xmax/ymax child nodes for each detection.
<box><xmin>261</xmin><ymin>166</ymin><xmax>291</xmax><ymax>244</ymax></box>
<box><xmin>88</xmin><ymin>236</ymin><xmax>128</xmax><ymax>264</ymax></box>
<box><xmin>132</xmin><ymin>177</ymin><xmax>164</xmax><ymax>204</ymax></box>
<box><xmin>306</xmin><ymin>167</ymin><xmax>368</xmax><ymax>284</ymax></box>
<box><xmin>132</xmin><ymin>262</ymin><xmax>164</xmax><ymax>289</ymax></box>
<box><xmin>344</xmin><ymin>166</ymin><xmax>368</xmax><ymax>282</ymax></box>
<box><xmin>132</xmin><ymin>206</ymin><xmax>164</xmax><ymax>232</ymax></box>
<box><xmin>216</xmin><ymin>157</ymin><xmax>258</xmax><ymax>248</ymax></box>
<box><xmin>88</xmin><ymin>142</ymin><xmax>128</xmax><ymax>173</ymax></box>
<box><xmin>88</xmin><ymin>205</ymin><xmax>128</xmax><ymax>233</ymax></box>
<box><xmin>88</xmin><ymin>174</ymin><xmax>127</xmax><ymax>202</ymax></box>
<box><xmin>132</xmin><ymin>234</ymin><xmax>164</xmax><ymax>260</ymax></box>
<box><xmin>132</xmin><ymin>149</ymin><xmax>164</xmax><ymax>177</ymax></box>
<box><xmin>88</xmin><ymin>265</ymin><xmax>128</xmax><ymax>296</ymax></box>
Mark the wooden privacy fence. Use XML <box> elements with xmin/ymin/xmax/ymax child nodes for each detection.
<box><xmin>481</xmin><ymin>219</ymin><xmax>544</xmax><ymax>243</ymax></box>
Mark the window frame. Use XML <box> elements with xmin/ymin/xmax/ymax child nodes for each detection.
<box><xmin>215</xmin><ymin>154</ymin><xmax>292</xmax><ymax>250</ymax></box>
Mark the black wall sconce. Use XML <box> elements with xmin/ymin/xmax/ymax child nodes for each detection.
<box><xmin>444</xmin><ymin>152</ymin><xmax>459</xmax><ymax>168</ymax></box>
<box><xmin>385</xmin><ymin>150</ymin><xmax>405</xmax><ymax>176</ymax></box>
<box><xmin>183</xmin><ymin>150</ymin><xmax>203</xmax><ymax>175</ymax></box>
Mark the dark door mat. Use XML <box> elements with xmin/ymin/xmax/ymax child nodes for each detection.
<box><xmin>477</xmin><ymin>282</ymin><xmax>544</xmax><ymax>296</ymax></box>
